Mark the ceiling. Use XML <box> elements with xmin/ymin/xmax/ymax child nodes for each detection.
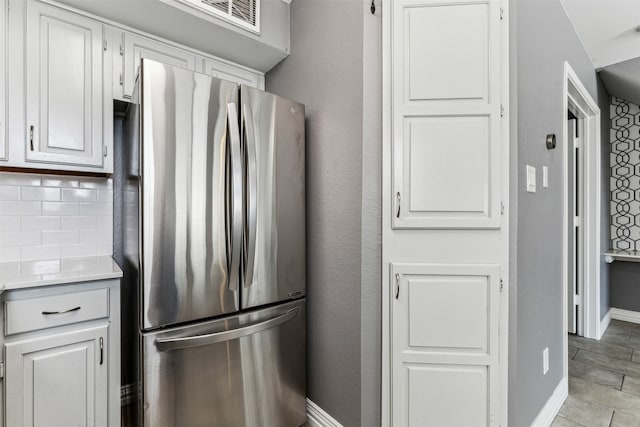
<box><xmin>560</xmin><ymin>0</ymin><xmax>640</xmax><ymax>69</ymax></box>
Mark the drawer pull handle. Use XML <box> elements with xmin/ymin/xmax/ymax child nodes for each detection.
<box><xmin>42</xmin><ymin>306</ymin><xmax>81</xmax><ymax>315</ymax></box>
<box><xmin>99</xmin><ymin>337</ymin><xmax>104</xmax><ymax>365</ymax></box>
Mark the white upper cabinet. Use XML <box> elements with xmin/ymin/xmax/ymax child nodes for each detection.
<box><xmin>54</xmin><ymin>0</ymin><xmax>290</xmax><ymax>72</ymax></box>
<box><xmin>25</xmin><ymin>0</ymin><xmax>106</xmax><ymax>169</ymax></box>
<box><xmin>201</xmin><ymin>57</ymin><xmax>264</xmax><ymax>89</ymax></box>
<box><xmin>120</xmin><ymin>32</ymin><xmax>197</xmax><ymax>99</ymax></box>
<box><xmin>0</xmin><ymin>0</ymin><xmax>6</xmax><ymax>161</ymax></box>
<box><xmin>392</xmin><ymin>0</ymin><xmax>503</xmax><ymax>229</ymax></box>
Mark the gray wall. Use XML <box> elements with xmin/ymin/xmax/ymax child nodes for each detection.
<box><xmin>266</xmin><ymin>0</ymin><xmax>367</xmax><ymax>425</ymax></box>
<box><xmin>610</xmin><ymin>262</ymin><xmax>640</xmax><ymax>311</ymax></box>
<box><xmin>360</xmin><ymin>0</ymin><xmax>382</xmax><ymax>425</ymax></box>
<box><xmin>509</xmin><ymin>0</ymin><xmax>609</xmax><ymax>425</ymax></box>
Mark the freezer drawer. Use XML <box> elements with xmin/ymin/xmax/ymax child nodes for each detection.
<box><xmin>141</xmin><ymin>299</ymin><xmax>306</xmax><ymax>427</ymax></box>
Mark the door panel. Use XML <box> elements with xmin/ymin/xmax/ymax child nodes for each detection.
<box><xmin>405</xmin><ymin>117</ymin><xmax>491</xmax><ymax>217</ymax></box>
<box><xmin>406</xmin><ymin>365</ymin><xmax>488</xmax><ymax>427</ymax></box>
<box><xmin>141</xmin><ymin>300</ymin><xmax>306</xmax><ymax>427</ymax></box>
<box><xmin>5</xmin><ymin>324</ymin><xmax>109</xmax><ymax>427</ymax></box>
<box><xmin>139</xmin><ymin>60</ymin><xmax>239</xmax><ymax>329</ymax></box>
<box><xmin>240</xmin><ymin>86</ymin><xmax>306</xmax><ymax>309</ymax></box>
<box><xmin>407</xmin><ymin>3</ymin><xmax>488</xmax><ymax>102</ymax></box>
<box><xmin>568</xmin><ymin>118</ymin><xmax>577</xmax><ymax>334</ymax></box>
<box><xmin>25</xmin><ymin>1</ymin><xmax>104</xmax><ymax>167</ymax></box>
<box><xmin>393</xmin><ymin>0</ymin><xmax>502</xmax><ymax>229</ymax></box>
<box><xmin>392</xmin><ymin>263</ymin><xmax>500</xmax><ymax>427</ymax></box>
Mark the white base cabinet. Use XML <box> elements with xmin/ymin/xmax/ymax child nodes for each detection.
<box><xmin>5</xmin><ymin>324</ymin><xmax>109</xmax><ymax>427</ymax></box>
<box><xmin>1</xmin><ymin>279</ymin><xmax>120</xmax><ymax>427</ymax></box>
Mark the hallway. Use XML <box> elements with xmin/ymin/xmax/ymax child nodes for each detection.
<box><xmin>552</xmin><ymin>320</ymin><xmax>640</xmax><ymax>426</ymax></box>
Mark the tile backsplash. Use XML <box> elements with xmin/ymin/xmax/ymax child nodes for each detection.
<box><xmin>0</xmin><ymin>172</ymin><xmax>113</xmax><ymax>262</ymax></box>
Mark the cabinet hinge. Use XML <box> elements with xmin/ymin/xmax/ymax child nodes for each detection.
<box><xmin>0</xmin><ymin>361</ymin><xmax>4</xmax><ymax>379</ymax></box>
<box><xmin>501</xmin><ymin>201</ymin><xmax>504</xmax><ymax>215</ymax></box>
<box><xmin>500</xmin><ymin>279</ymin><xmax>504</xmax><ymax>292</ymax></box>
<box><xmin>103</xmin><ymin>39</ymin><xmax>107</xmax><ymax>51</ymax></box>
<box><xmin>500</xmin><ymin>7</ymin><xmax>504</xmax><ymax>20</ymax></box>
<box><xmin>103</xmin><ymin>146</ymin><xmax>108</xmax><ymax>157</ymax></box>
<box><xmin>500</xmin><ymin>104</ymin><xmax>505</xmax><ymax>118</ymax></box>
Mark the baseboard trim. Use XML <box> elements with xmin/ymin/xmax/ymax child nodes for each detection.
<box><xmin>306</xmin><ymin>399</ymin><xmax>343</xmax><ymax>427</ymax></box>
<box><xmin>610</xmin><ymin>308</ymin><xmax>640</xmax><ymax>325</ymax></box>
<box><xmin>530</xmin><ymin>377</ymin><xmax>568</xmax><ymax>427</ymax></box>
<box><xmin>598</xmin><ymin>309</ymin><xmax>612</xmax><ymax>339</ymax></box>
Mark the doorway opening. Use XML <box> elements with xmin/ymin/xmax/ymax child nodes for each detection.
<box><xmin>567</xmin><ymin>113</ymin><xmax>585</xmax><ymax>337</ymax></box>
<box><xmin>561</xmin><ymin>61</ymin><xmax>603</xmax><ymax>394</ymax></box>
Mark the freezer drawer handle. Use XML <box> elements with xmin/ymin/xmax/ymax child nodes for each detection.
<box><xmin>155</xmin><ymin>307</ymin><xmax>301</xmax><ymax>352</ymax></box>
<box><xmin>42</xmin><ymin>306</ymin><xmax>81</xmax><ymax>315</ymax></box>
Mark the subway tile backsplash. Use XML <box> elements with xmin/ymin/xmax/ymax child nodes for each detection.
<box><xmin>0</xmin><ymin>172</ymin><xmax>113</xmax><ymax>262</ymax></box>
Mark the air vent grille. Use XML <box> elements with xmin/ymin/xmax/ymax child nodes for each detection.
<box><xmin>178</xmin><ymin>0</ymin><xmax>260</xmax><ymax>33</ymax></box>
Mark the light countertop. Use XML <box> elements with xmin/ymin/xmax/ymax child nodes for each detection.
<box><xmin>0</xmin><ymin>256</ymin><xmax>123</xmax><ymax>291</ymax></box>
<box><xmin>604</xmin><ymin>250</ymin><xmax>640</xmax><ymax>264</ymax></box>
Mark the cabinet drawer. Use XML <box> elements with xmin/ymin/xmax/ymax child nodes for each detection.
<box><xmin>5</xmin><ymin>288</ymin><xmax>109</xmax><ymax>335</ymax></box>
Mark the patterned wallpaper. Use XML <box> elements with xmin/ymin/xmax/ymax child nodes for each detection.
<box><xmin>610</xmin><ymin>97</ymin><xmax>640</xmax><ymax>251</ymax></box>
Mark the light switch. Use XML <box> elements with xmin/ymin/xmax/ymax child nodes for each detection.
<box><xmin>543</xmin><ymin>166</ymin><xmax>549</xmax><ymax>188</ymax></box>
<box><xmin>526</xmin><ymin>165</ymin><xmax>536</xmax><ymax>193</ymax></box>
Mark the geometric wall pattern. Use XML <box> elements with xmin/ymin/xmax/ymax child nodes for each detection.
<box><xmin>610</xmin><ymin>96</ymin><xmax>640</xmax><ymax>252</ymax></box>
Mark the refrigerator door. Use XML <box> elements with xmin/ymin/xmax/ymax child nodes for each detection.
<box><xmin>240</xmin><ymin>86</ymin><xmax>306</xmax><ymax>309</ymax></box>
<box><xmin>140</xmin><ymin>59</ymin><xmax>241</xmax><ymax>329</ymax></box>
<box><xmin>141</xmin><ymin>299</ymin><xmax>306</xmax><ymax>427</ymax></box>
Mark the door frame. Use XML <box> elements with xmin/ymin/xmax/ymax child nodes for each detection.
<box><xmin>561</xmin><ymin>62</ymin><xmax>602</xmax><ymax>380</ymax></box>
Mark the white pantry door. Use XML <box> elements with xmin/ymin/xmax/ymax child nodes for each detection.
<box><xmin>382</xmin><ymin>0</ymin><xmax>509</xmax><ymax>426</ymax></box>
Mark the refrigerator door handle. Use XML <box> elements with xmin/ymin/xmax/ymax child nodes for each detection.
<box><xmin>154</xmin><ymin>307</ymin><xmax>301</xmax><ymax>352</ymax></box>
<box><xmin>227</xmin><ymin>103</ymin><xmax>243</xmax><ymax>292</ymax></box>
<box><xmin>242</xmin><ymin>104</ymin><xmax>258</xmax><ymax>288</ymax></box>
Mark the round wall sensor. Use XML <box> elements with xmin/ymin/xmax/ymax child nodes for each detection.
<box><xmin>546</xmin><ymin>134</ymin><xmax>556</xmax><ymax>149</ymax></box>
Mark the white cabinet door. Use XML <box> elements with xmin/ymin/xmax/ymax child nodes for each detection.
<box><xmin>25</xmin><ymin>1</ymin><xmax>104</xmax><ymax>168</ymax></box>
<box><xmin>383</xmin><ymin>0</ymin><xmax>509</xmax><ymax>426</ymax></box>
<box><xmin>201</xmin><ymin>58</ymin><xmax>264</xmax><ymax>89</ymax></box>
<box><xmin>391</xmin><ymin>264</ymin><xmax>501</xmax><ymax>427</ymax></box>
<box><xmin>0</xmin><ymin>0</ymin><xmax>6</xmax><ymax>161</ymax></box>
<box><xmin>120</xmin><ymin>32</ymin><xmax>197</xmax><ymax>98</ymax></box>
<box><xmin>391</xmin><ymin>0</ymin><xmax>503</xmax><ymax>229</ymax></box>
<box><xmin>5</xmin><ymin>323</ymin><xmax>109</xmax><ymax>427</ymax></box>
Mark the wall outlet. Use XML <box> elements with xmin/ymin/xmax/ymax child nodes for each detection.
<box><xmin>526</xmin><ymin>165</ymin><xmax>536</xmax><ymax>193</ymax></box>
<box><xmin>543</xmin><ymin>166</ymin><xmax>549</xmax><ymax>188</ymax></box>
<box><xmin>543</xmin><ymin>347</ymin><xmax>549</xmax><ymax>375</ymax></box>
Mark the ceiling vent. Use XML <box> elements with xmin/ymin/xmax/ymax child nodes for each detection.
<box><xmin>177</xmin><ymin>0</ymin><xmax>260</xmax><ymax>34</ymax></box>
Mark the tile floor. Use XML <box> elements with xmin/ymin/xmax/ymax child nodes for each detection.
<box><xmin>552</xmin><ymin>320</ymin><xmax>640</xmax><ymax>427</ymax></box>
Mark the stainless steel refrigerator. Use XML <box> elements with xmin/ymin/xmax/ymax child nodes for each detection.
<box><xmin>120</xmin><ymin>59</ymin><xmax>306</xmax><ymax>427</ymax></box>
